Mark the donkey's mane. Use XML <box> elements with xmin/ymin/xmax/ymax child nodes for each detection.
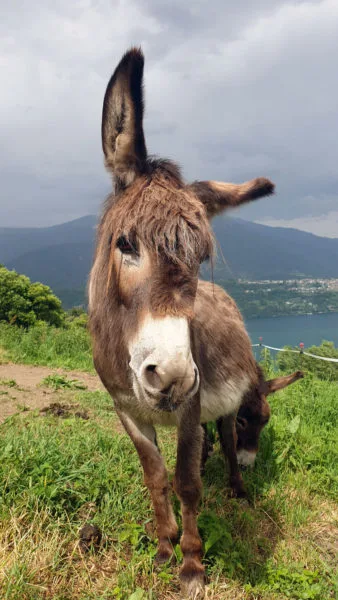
<box><xmin>104</xmin><ymin>158</ymin><xmax>214</xmax><ymax>268</ymax></box>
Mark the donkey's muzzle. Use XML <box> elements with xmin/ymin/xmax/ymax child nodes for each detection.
<box><xmin>236</xmin><ymin>449</ymin><xmax>257</xmax><ymax>468</ymax></box>
<box><xmin>141</xmin><ymin>357</ymin><xmax>199</xmax><ymax>401</ymax></box>
<box><xmin>155</xmin><ymin>367</ymin><xmax>199</xmax><ymax>412</ymax></box>
<box><xmin>128</xmin><ymin>314</ymin><xmax>199</xmax><ymax>406</ymax></box>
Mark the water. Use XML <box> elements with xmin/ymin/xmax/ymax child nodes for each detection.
<box><xmin>245</xmin><ymin>312</ymin><xmax>338</xmax><ymax>349</ymax></box>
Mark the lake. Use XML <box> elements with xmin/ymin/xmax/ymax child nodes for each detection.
<box><xmin>245</xmin><ymin>312</ymin><xmax>338</xmax><ymax>350</ymax></box>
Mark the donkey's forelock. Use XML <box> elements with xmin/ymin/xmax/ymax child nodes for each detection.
<box><xmin>104</xmin><ymin>161</ymin><xmax>215</xmax><ymax>268</ymax></box>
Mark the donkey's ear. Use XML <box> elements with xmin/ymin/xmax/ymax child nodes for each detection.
<box><xmin>263</xmin><ymin>371</ymin><xmax>304</xmax><ymax>395</ymax></box>
<box><xmin>102</xmin><ymin>47</ymin><xmax>147</xmax><ymax>189</ymax></box>
<box><xmin>187</xmin><ymin>177</ymin><xmax>275</xmax><ymax>219</ymax></box>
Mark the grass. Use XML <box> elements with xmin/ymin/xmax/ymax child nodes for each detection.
<box><xmin>40</xmin><ymin>374</ymin><xmax>87</xmax><ymax>391</ymax></box>
<box><xmin>0</xmin><ymin>378</ymin><xmax>17</xmax><ymax>388</ymax></box>
<box><xmin>0</xmin><ymin>322</ymin><xmax>93</xmax><ymax>371</ymax></box>
<box><xmin>0</xmin><ymin>367</ymin><xmax>337</xmax><ymax>599</ymax></box>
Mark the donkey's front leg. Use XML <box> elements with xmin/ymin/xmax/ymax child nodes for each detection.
<box><xmin>174</xmin><ymin>396</ymin><xmax>205</xmax><ymax>599</ymax></box>
<box><xmin>117</xmin><ymin>411</ymin><xmax>178</xmax><ymax>562</ymax></box>
<box><xmin>217</xmin><ymin>415</ymin><xmax>246</xmax><ymax>498</ymax></box>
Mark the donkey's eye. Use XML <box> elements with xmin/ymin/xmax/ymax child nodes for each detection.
<box><xmin>236</xmin><ymin>417</ymin><xmax>248</xmax><ymax>430</ymax></box>
<box><xmin>200</xmin><ymin>253</ymin><xmax>210</xmax><ymax>265</ymax></box>
<box><xmin>116</xmin><ymin>235</ymin><xmax>138</xmax><ymax>255</ymax></box>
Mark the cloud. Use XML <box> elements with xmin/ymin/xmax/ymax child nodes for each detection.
<box><xmin>256</xmin><ymin>210</ymin><xmax>338</xmax><ymax>238</ymax></box>
<box><xmin>0</xmin><ymin>0</ymin><xmax>338</xmax><ymax>234</ymax></box>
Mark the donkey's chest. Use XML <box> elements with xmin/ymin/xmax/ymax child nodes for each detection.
<box><xmin>199</xmin><ymin>375</ymin><xmax>250</xmax><ymax>423</ymax></box>
<box><xmin>114</xmin><ymin>376</ymin><xmax>250</xmax><ymax>426</ymax></box>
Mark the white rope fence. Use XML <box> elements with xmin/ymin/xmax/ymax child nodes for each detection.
<box><xmin>252</xmin><ymin>342</ymin><xmax>338</xmax><ymax>363</ymax></box>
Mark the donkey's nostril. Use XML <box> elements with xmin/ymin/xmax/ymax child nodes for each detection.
<box><xmin>143</xmin><ymin>364</ymin><xmax>162</xmax><ymax>390</ymax></box>
<box><xmin>143</xmin><ymin>362</ymin><xmax>177</xmax><ymax>395</ymax></box>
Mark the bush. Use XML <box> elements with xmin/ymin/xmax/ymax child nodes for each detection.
<box><xmin>64</xmin><ymin>307</ymin><xmax>88</xmax><ymax>329</ymax></box>
<box><xmin>0</xmin><ymin>266</ymin><xmax>64</xmax><ymax>327</ymax></box>
<box><xmin>277</xmin><ymin>341</ymin><xmax>338</xmax><ymax>381</ymax></box>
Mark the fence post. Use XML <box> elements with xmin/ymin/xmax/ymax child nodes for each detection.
<box><xmin>299</xmin><ymin>342</ymin><xmax>304</xmax><ymax>369</ymax></box>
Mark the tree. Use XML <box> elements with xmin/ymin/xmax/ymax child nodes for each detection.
<box><xmin>0</xmin><ymin>266</ymin><xmax>64</xmax><ymax>327</ymax></box>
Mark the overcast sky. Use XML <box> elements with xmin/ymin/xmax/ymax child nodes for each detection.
<box><xmin>1</xmin><ymin>0</ymin><xmax>338</xmax><ymax>236</ymax></box>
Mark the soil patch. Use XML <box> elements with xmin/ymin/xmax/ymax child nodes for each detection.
<box><xmin>40</xmin><ymin>402</ymin><xmax>89</xmax><ymax>420</ymax></box>
<box><xmin>0</xmin><ymin>363</ymin><xmax>103</xmax><ymax>423</ymax></box>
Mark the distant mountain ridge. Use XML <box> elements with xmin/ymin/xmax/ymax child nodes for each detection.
<box><xmin>2</xmin><ymin>215</ymin><xmax>338</xmax><ymax>307</ymax></box>
<box><xmin>210</xmin><ymin>217</ymin><xmax>338</xmax><ymax>280</ymax></box>
<box><xmin>0</xmin><ymin>215</ymin><xmax>97</xmax><ymax>264</ymax></box>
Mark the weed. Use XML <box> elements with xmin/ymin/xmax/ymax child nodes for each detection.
<box><xmin>265</xmin><ymin>564</ymin><xmax>324</xmax><ymax>599</ymax></box>
<box><xmin>0</xmin><ymin>378</ymin><xmax>17</xmax><ymax>388</ymax></box>
<box><xmin>40</xmin><ymin>374</ymin><xmax>87</xmax><ymax>391</ymax></box>
<box><xmin>16</xmin><ymin>403</ymin><xmax>29</xmax><ymax>412</ymax></box>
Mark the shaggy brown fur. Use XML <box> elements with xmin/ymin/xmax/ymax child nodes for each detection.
<box><xmin>88</xmin><ymin>47</ymin><xmax>275</xmax><ymax>599</ymax></box>
<box><xmin>106</xmin><ymin>164</ymin><xmax>214</xmax><ymax>269</ymax></box>
<box><xmin>189</xmin><ymin>178</ymin><xmax>275</xmax><ymax>218</ymax></box>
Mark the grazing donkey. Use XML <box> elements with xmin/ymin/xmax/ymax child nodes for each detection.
<box><xmin>88</xmin><ymin>47</ymin><xmax>274</xmax><ymax>598</ymax></box>
<box><xmin>202</xmin><ymin>365</ymin><xmax>304</xmax><ymax>498</ymax></box>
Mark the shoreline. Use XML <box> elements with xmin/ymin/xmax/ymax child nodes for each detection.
<box><xmin>244</xmin><ymin>310</ymin><xmax>338</xmax><ymax>321</ymax></box>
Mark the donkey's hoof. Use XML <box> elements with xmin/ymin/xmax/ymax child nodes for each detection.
<box><xmin>229</xmin><ymin>476</ymin><xmax>247</xmax><ymax>499</ymax></box>
<box><xmin>180</xmin><ymin>571</ymin><xmax>205</xmax><ymax>599</ymax></box>
<box><xmin>233</xmin><ymin>487</ymin><xmax>247</xmax><ymax>499</ymax></box>
<box><xmin>155</xmin><ymin>548</ymin><xmax>175</xmax><ymax>565</ymax></box>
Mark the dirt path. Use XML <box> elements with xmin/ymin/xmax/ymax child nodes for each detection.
<box><xmin>0</xmin><ymin>363</ymin><xmax>103</xmax><ymax>423</ymax></box>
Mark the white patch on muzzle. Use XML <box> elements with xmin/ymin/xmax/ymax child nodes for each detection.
<box><xmin>128</xmin><ymin>315</ymin><xmax>198</xmax><ymax>398</ymax></box>
<box><xmin>236</xmin><ymin>449</ymin><xmax>257</xmax><ymax>467</ymax></box>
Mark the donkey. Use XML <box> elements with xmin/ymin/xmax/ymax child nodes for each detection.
<box><xmin>88</xmin><ymin>47</ymin><xmax>274</xmax><ymax>598</ymax></box>
<box><xmin>202</xmin><ymin>367</ymin><xmax>304</xmax><ymax>498</ymax></box>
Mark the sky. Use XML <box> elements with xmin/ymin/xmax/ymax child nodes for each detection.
<box><xmin>1</xmin><ymin>0</ymin><xmax>338</xmax><ymax>237</ymax></box>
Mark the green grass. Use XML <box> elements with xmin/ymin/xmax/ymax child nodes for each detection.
<box><xmin>0</xmin><ymin>378</ymin><xmax>17</xmax><ymax>388</ymax></box>
<box><xmin>0</xmin><ymin>372</ymin><xmax>337</xmax><ymax>599</ymax></box>
<box><xmin>0</xmin><ymin>322</ymin><xmax>93</xmax><ymax>371</ymax></box>
<box><xmin>40</xmin><ymin>374</ymin><xmax>87</xmax><ymax>391</ymax></box>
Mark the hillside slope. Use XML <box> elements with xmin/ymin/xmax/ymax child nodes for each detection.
<box><xmin>2</xmin><ymin>215</ymin><xmax>338</xmax><ymax>306</ymax></box>
<box><xmin>210</xmin><ymin>217</ymin><xmax>338</xmax><ymax>279</ymax></box>
<box><xmin>0</xmin><ymin>215</ymin><xmax>97</xmax><ymax>264</ymax></box>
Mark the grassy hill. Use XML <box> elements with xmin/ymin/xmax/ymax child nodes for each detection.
<box><xmin>0</xmin><ymin>328</ymin><xmax>337</xmax><ymax>599</ymax></box>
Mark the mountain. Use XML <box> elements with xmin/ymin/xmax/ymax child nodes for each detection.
<box><xmin>6</xmin><ymin>242</ymin><xmax>94</xmax><ymax>290</ymax></box>
<box><xmin>0</xmin><ymin>215</ymin><xmax>97</xmax><ymax>264</ymax></box>
<box><xmin>2</xmin><ymin>214</ymin><xmax>338</xmax><ymax>307</ymax></box>
<box><xmin>210</xmin><ymin>217</ymin><xmax>338</xmax><ymax>280</ymax></box>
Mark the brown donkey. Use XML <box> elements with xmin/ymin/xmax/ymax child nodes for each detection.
<box><xmin>88</xmin><ymin>48</ymin><xmax>274</xmax><ymax>598</ymax></box>
<box><xmin>202</xmin><ymin>366</ymin><xmax>304</xmax><ymax>498</ymax></box>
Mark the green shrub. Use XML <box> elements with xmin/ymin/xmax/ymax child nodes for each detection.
<box><xmin>64</xmin><ymin>307</ymin><xmax>89</xmax><ymax>329</ymax></box>
<box><xmin>277</xmin><ymin>341</ymin><xmax>338</xmax><ymax>381</ymax></box>
<box><xmin>0</xmin><ymin>265</ymin><xmax>64</xmax><ymax>327</ymax></box>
